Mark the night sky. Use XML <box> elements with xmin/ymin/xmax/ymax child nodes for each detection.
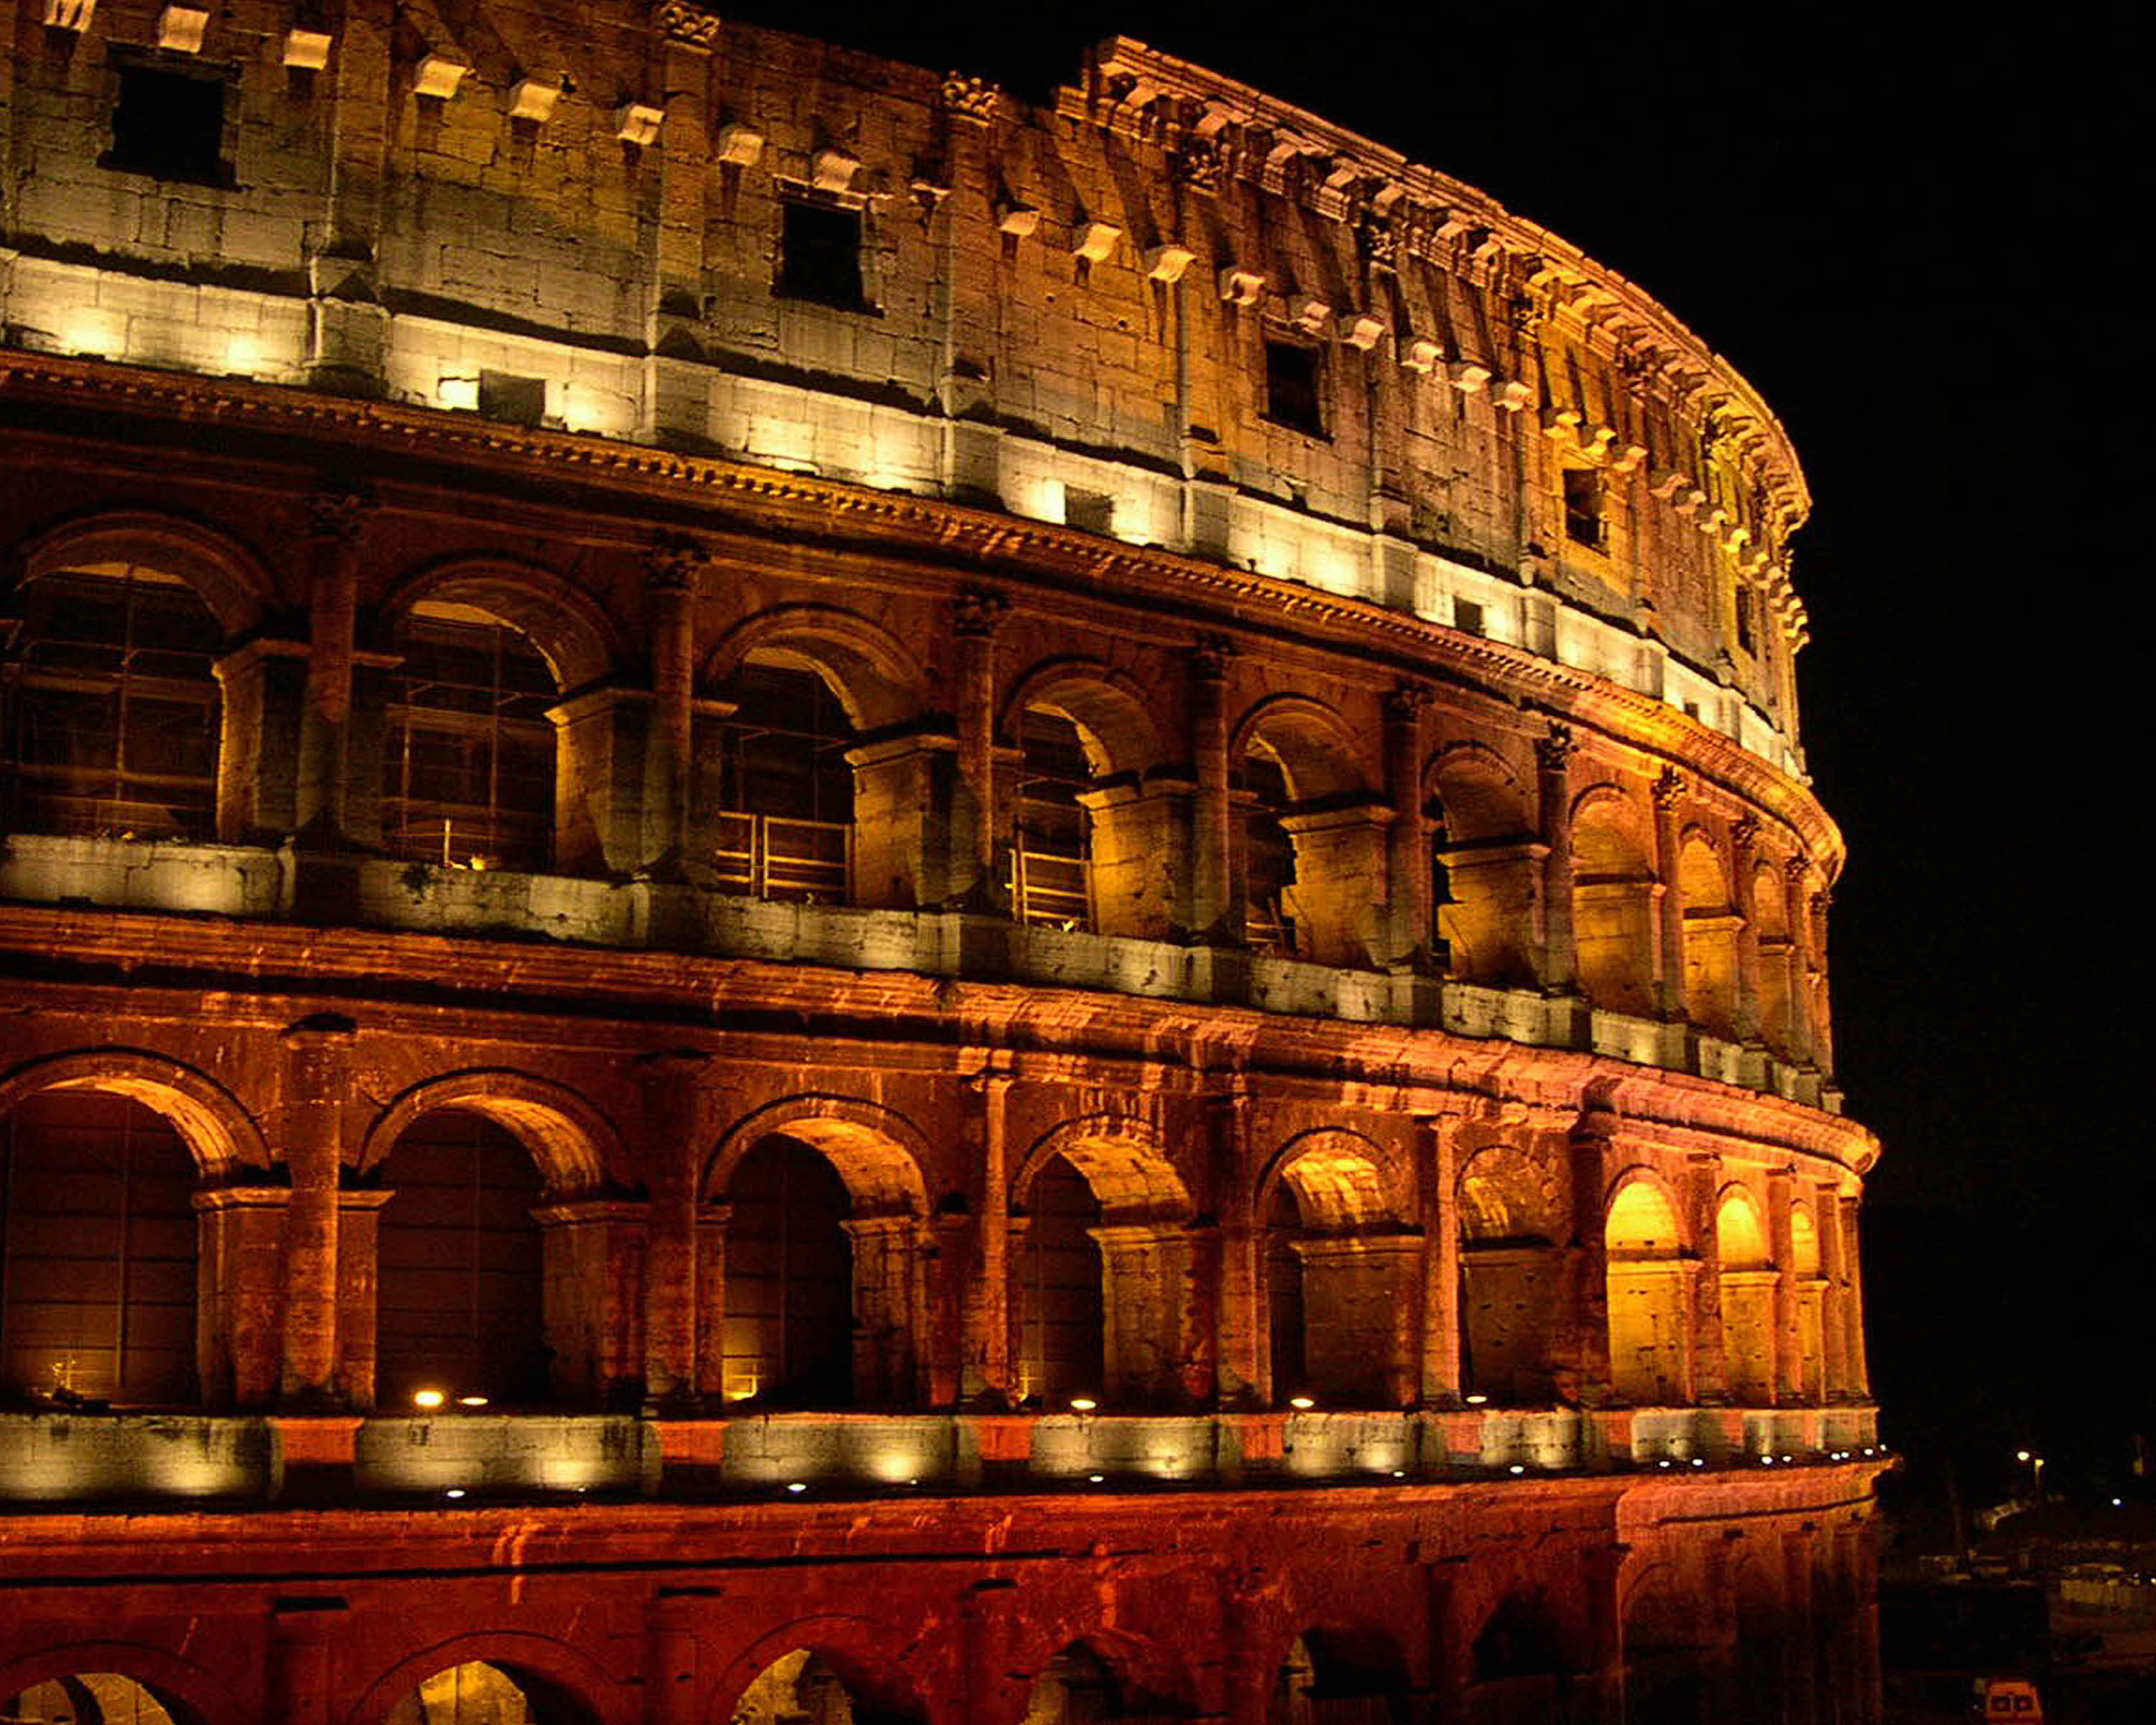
<box><xmin>735</xmin><ymin>1</ymin><xmax>2142</xmax><ymax>1522</ymax></box>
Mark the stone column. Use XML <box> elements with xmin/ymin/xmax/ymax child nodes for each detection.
<box><xmin>934</xmin><ymin>75</ymin><xmax>1008</xmax><ymax>505</ymax></box>
<box><xmin>534</xmin><ymin>1200</ymin><xmax>650</xmax><ymax>1404</ymax></box>
<box><xmin>1766</xmin><ymin>1166</ymin><xmax>1800</xmax><ymax>1406</ymax></box>
<box><xmin>1535</xmin><ymin>722</ymin><xmax>1578</xmax><ymax>992</ymax></box>
<box><xmin>1731</xmin><ymin>815</ymin><xmax>1763</xmax><ymax>1043</ymax></box>
<box><xmin>646</xmin><ymin>1588</ymin><xmax>709</xmax><ymax>1725</ymax></box>
<box><xmin>1278</xmin><ymin>798</ymin><xmax>1395</xmax><ymax>968</ymax></box>
<box><xmin>1093</xmin><ymin>1221</ymin><xmax>1194</xmax><ymax>1409</ymax></box>
<box><xmin>193</xmin><ymin>1186</ymin><xmax>290</xmax><ymax>1409</ymax></box>
<box><xmin>639</xmin><ymin>1051</ymin><xmax>709</xmax><ymax>1409</ymax></box>
<box><xmin>642</xmin><ymin>543</ymin><xmax>702</xmax><ymax>873</ymax></box>
<box><xmin>953</xmin><ymin>587</ymin><xmax>1008</xmax><ymax>904</ymax></box>
<box><xmin>1651</xmin><ymin>767</ymin><xmax>1687</xmax><ymax>1019</ymax></box>
<box><xmin>958</xmin><ymin>1070</ymin><xmax>1013</xmax><ymax>1403</ymax></box>
<box><xmin>1210</xmin><ymin>1085</ymin><xmax>1264</xmax><ymax>1406</ymax></box>
<box><xmin>1296</xmin><ymin>1233</ymin><xmax>1422</xmax><ymax>1407</ymax></box>
<box><xmin>1687</xmin><ymin>1152</ymin><xmax>1728</xmax><ymax>1405</ymax></box>
<box><xmin>333</xmin><ymin>1187</ymin><xmax>392</xmax><ymax>1409</ymax></box>
<box><xmin>1557</xmin><ymin>1102</ymin><xmax>1616</xmax><ymax>1408</ymax></box>
<box><xmin>1781</xmin><ymin>1530</ymin><xmax>1820</xmax><ymax>1725</ymax></box>
<box><xmin>842</xmin><ymin>1213</ymin><xmax>921</xmax><ymax>1406</ymax></box>
<box><xmin>960</xmin><ymin>1578</ymin><xmax>1023</xmax><ymax>1725</ymax></box>
<box><xmin>305</xmin><ymin>0</ymin><xmax>394</xmax><ymax>390</ymax></box>
<box><xmin>1841</xmin><ymin>1195</ymin><xmax>1871</xmax><ymax>1399</ymax></box>
<box><xmin>1814</xmin><ymin>1182</ymin><xmax>1850</xmax><ymax>1402</ymax></box>
<box><xmin>1415</xmin><ymin>1114</ymin><xmax>1464</xmax><ymax>1407</ymax></box>
<box><xmin>548</xmin><ymin>686</ymin><xmax>655</xmax><ymax>878</ymax></box>
<box><xmin>293</xmin><ymin>489</ymin><xmax>372</xmax><ymax>847</ymax></box>
<box><xmin>1782</xmin><ymin>857</ymin><xmax>1817</xmax><ymax>1065</ymax></box>
<box><xmin>1384</xmin><ymin>683</ymin><xmax>1433</xmax><ymax>967</ymax></box>
<box><xmin>1220</xmin><ymin>1567</ymin><xmax>1272</xmax><ymax>1725</ymax></box>
<box><xmin>212</xmin><ymin>638</ymin><xmax>310</xmax><ymax>845</ymax></box>
<box><xmin>1189</xmin><ymin>635</ymin><xmax>1237</xmax><ymax>944</ymax></box>
<box><xmin>643</xmin><ymin>3</ymin><xmax>717</xmax><ymax>447</ymax></box>
<box><xmin>847</xmin><ymin>724</ymin><xmax>964</xmax><ymax>909</ymax></box>
<box><xmin>693</xmin><ymin>1202</ymin><xmax>731</xmax><ymax>1402</ymax></box>
<box><xmin>271</xmin><ymin>1599</ymin><xmax>347</xmax><ymax>1725</ymax></box>
<box><xmin>1583</xmin><ymin>1541</ymin><xmax>1627</xmax><ymax>1723</ymax></box>
<box><xmin>280</xmin><ymin>1014</ymin><xmax>356</xmax><ymax>1407</ymax></box>
<box><xmin>1810</xmin><ymin>888</ymin><xmax>1837</xmax><ymax>1077</ymax></box>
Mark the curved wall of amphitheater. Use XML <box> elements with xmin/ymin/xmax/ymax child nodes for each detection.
<box><xmin>0</xmin><ymin>9</ymin><xmax>1882</xmax><ymax>1724</ymax></box>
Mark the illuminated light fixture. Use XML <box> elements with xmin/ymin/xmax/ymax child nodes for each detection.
<box><xmin>1658</xmin><ymin>1460</ymin><xmax>1672</xmax><ymax>1469</ymax></box>
<box><xmin>1507</xmin><ymin>1464</ymin><xmax>1526</xmax><ymax>1476</ymax></box>
<box><xmin>438</xmin><ymin>376</ymin><xmax>479</xmax><ymax>412</ymax></box>
<box><xmin>1463</xmin><ymin>1393</ymin><xmax>1488</xmax><ymax>1406</ymax></box>
<box><xmin>413</xmin><ymin>1388</ymin><xmax>446</xmax><ymax>1410</ymax></box>
<box><xmin>456</xmin><ymin>1394</ymin><xmax>489</xmax><ymax>1408</ymax></box>
<box><xmin>785</xmin><ymin>1481</ymin><xmax>806</xmax><ymax>1494</ymax></box>
<box><xmin>1067</xmin><ymin>1397</ymin><xmax>1096</xmax><ymax>1413</ymax></box>
<box><xmin>1288</xmin><ymin>1396</ymin><xmax>1315</xmax><ymax>1411</ymax></box>
<box><xmin>1781</xmin><ymin>1455</ymin><xmax>1794</xmax><ymax>1464</ymax></box>
<box><xmin>906</xmin><ymin>1478</ymin><xmax>919</xmax><ymax>1487</ymax></box>
<box><xmin>1390</xmin><ymin>1470</ymin><xmax>1405</xmax><ymax>1479</ymax></box>
<box><xmin>2016</xmin><ymin>1448</ymin><xmax>2033</xmax><ymax>1463</ymax></box>
<box><xmin>1691</xmin><ymin>1458</ymin><xmax>1706</xmax><ymax>1468</ymax></box>
<box><xmin>444</xmin><ymin>1488</ymin><xmax>466</xmax><ymax>1499</ymax></box>
<box><xmin>2114</xmin><ymin>1498</ymin><xmax>2125</xmax><ymax>1509</ymax></box>
<box><xmin>1087</xmin><ymin>1473</ymin><xmax>1105</xmax><ymax>1484</ymax></box>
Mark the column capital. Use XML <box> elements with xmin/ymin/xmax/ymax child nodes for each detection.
<box><xmin>953</xmin><ymin>585</ymin><xmax>1010</xmax><ymax>638</ymax></box>
<box><xmin>1651</xmin><ymin>765</ymin><xmax>1687</xmax><ymax>811</ymax></box>
<box><xmin>1189</xmin><ymin>631</ymin><xmax>1238</xmax><ymax>680</ymax></box>
<box><xmin>645</xmin><ymin>535</ymin><xmax>708</xmax><ymax>593</ymax></box>
<box><xmin>304</xmin><ymin>486</ymin><xmax>374</xmax><ymax>546</ymax></box>
<box><xmin>1534</xmin><ymin>720</ymin><xmax>1577</xmax><ymax>774</ymax></box>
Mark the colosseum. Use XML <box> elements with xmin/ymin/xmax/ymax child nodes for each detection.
<box><xmin>0</xmin><ymin>4</ymin><xmax>1883</xmax><ymax>1721</ymax></box>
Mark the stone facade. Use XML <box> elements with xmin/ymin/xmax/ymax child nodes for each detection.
<box><xmin>0</xmin><ymin>8</ymin><xmax>1879</xmax><ymax>1723</ymax></box>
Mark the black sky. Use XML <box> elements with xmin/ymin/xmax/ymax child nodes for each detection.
<box><xmin>731</xmin><ymin>1</ymin><xmax>2145</xmax><ymax>1497</ymax></box>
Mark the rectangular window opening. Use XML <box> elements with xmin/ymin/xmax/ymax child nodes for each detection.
<box><xmin>478</xmin><ymin>371</ymin><xmax>546</xmax><ymax>428</ymax></box>
<box><xmin>1453</xmin><ymin>598</ymin><xmax>1485</xmax><ymax>638</ymax></box>
<box><xmin>778</xmin><ymin>200</ymin><xmax>866</xmax><ymax>310</ymax></box>
<box><xmin>1562</xmin><ymin>468</ymin><xmax>1604</xmax><ymax>550</ymax></box>
<box><xmin>1263</xmin><ymin>341</ymin><xmax>1325</xmax><ymax>438</ymax></box>
<box><xmin>1735</xmin><ymin>584</ymin><xmax>1759</xmax><ymax>656</ymax></box>
<box><xmin>103</xmin><ymin>61</ymin><xmax>232</xmax><ymax>187</ymax></box>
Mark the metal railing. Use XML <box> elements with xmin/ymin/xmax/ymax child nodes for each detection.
<box><xmin>1011</xmin><ymin>845</ymin><xmax>1090</xmax><ymax>930</ymax></box>
<box><xmin>713</xmin><ymin>811</ymin><xmax>851</xmax><ymax>903</ymax></box>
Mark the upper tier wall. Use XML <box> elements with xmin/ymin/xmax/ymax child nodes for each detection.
<box><xmin>0</xmin><ymin>6</ymin><xmax>1812</xmax><ymax>778</ymax></box>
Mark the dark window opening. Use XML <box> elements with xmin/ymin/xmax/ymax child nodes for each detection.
<box><xmin>1562</xmin><ymin>468</ymin><xmax>1603</xmax><ymax>549</ymax></box>
<box><xmin>724</xmin><ymin>1136</ymin><xmax>854</xmax><ymax>1408</ymax></box>
<box><xmin>1</xmin><ymin>564</ymin><xmax>222</xmax><ymax>841</ymax></box>
<box><xmin>103</xmin><ymin>63</ymin><xmax>231</xmax><ymax>186</ymax></box>
<box><xmin>1244</xmin><ymin>748</ymin><xmax>1299</xmax><ymax>953</ymax></box>
<box><xmin>1013</xmin><ymin>708</ymin><xmax>1094</xmax><ymax>929</ymax></box>
<box><xmin>477</xmin><ymin>371</ymin><xmax>545</xmax><ymax>428</ymax></box>
<box><xmin>1453</xmin><ymin>598</ymin><xmax>1485</xmax><ymax>638</ymax></box>
<box><xmin>711</xmin><ymin>659</ymin><xmax>855</xmax><ymax>902</ymax></box>
<box><xmin>1735</xmin><ymin>584</ymin><xmax>1759</xmax><ymax>656</ymax></box>
<box><xmin>1263</xmin><ymin>341</ymin><xmax>1325</xmax><ymax>437</ymax></box>
<box><xmin>778</xmin><ymin>200</ymin><xmax>866</xmax><ymax>309</ymax></box>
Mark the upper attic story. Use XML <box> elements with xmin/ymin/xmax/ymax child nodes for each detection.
<box><xmin>0</xmin><ymin>5</ymin><xmax>1812</xmax><ymax>760</ymax></box>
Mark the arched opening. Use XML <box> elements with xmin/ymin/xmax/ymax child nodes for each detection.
<box><xmin>1268</xmin><ymin>1628</ymin><xmax>1408</xmax><ymax>1725</ymax></box>
<box><xmin>1</xmin><ymin>561</ymin><xmax>222</xmax><ymax>841</ymax></box>
<box><xmin>732</xmin><ymin>1650</ymin><xmax>865</xmax><ymax>1725</ymax></box>
<box><xmin>1263</xmin><ymin>1141</ymin><xmax>1411</xmax><ymax>1408</ymax></box>
<box><xmin>1237</xmin><ymin>710</ymin><xmax>1385</xmax><ymax>969</ymax></box>
<box><xmin>722</xmin><ymin>1135</ymin><xmax>856</xmax><ymax>1408</ymax></box>
<box><xmin>0</xmin><ymin>1089</ymin><xmax>200</xmax><ymax>1406</ymax></box>
<box><xmin>1013</xmin><ymin>708</ymin><xmax>1097</xmax><ymax>931</ymax></box>
<box><xmin>1572</xmin><ymin>801</ymin><xmax>1657</xmax><ymax>1018</ymax></box>
<box><xmin>708</xmin><ymin>655</ymin><xmax>857</xmax><ymax>903</ymax></box>
<box><xmin>382</xmin><ymin>1661</ymin><xmax>594</xmax><ymax>1725</ymax></box>
<box><xmin>1457</xmin><ymin>1150</ymin><xmax>1560</xmax><ymax>1407</ymax></box>
<box><xmin>374</xmin><ymin>1108</ymin><xmax>549</xmax><ymax>1409</ymax></box>
<box><xmin>1621</xmin><ymin>1577</ymin><xmax>1710</xmax><ymax>1725</ymax></box>
<box><xmin>1023</xmin><ymin>1643</ymin><xmax>1180</xmax><ymax>1725</ymax></box>
<box><xmin>1429</xmin><ymin>758</ymin><xmax>1538</xmax><ymax>989</ymax></box>
<box><xmin>1</xmin><ymin>1673</ymin><xmax>195</xmax><ymax>1724</ymax></box>
<box><xmin>1716</xmin><ymin>1189</ymin><xmax>1775</xmax><ymax>1404</ymax></box>
<box><xmin>1679</xmin><ymin>833</ymin><xmax>1738</xmax><ymax>1036</ymax></box>
<box><xmin>1752</xmin><ymin>864</ymin><xmax>1795</xmax><ymax>1055</ymax></box>
<box><xmin>1606</xmin><ymin>1181</ymin><xmax>1688</xmax><ymax>1407</ymax></box>
<box><xmin>1792</xmin><ymin>1206</ymin><xmax>1825</xmax><ymax>1405</ymax></box>
<box><xmin>383</xmin><ymin>602</ymin><xmax>558</xmax><ymax>872</ymax></box>
<box><xmin>1467</xmin><ymin>1594</ymin><xmax>1575</xmax><ymax>1725</ymax></box>
<box><xmin>1017</xmin><ymin>1154</ymin><xmax>1105</xmax><ymax>1408</ymax></box>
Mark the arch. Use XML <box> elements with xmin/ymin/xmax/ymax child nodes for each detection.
<box><xmin>1232</xmin><ymin>695</ymin><xmax>1376</xmax><ymax>804</ymax></box>
<box><xmin>1715</xmin><ymin>1187</ymin><xmax>1770</xmax><ymax>1268</ymax></box>
<box><xmin>1679</xmin><ymin>828</ymin><xmax>1739</xmax><ymax>1035</ymax></box>
<box><xmin>1620</xmin><ymin>1565</ymin><xmax>1710</xmax><ymax>1722</ymax></box>
<box><xmin>379</xmin><ymin>555</ymin><xmax>619</xmax><ymax>693</ymax></box>
<box><xmin>0</xmin><ymin>1644</ymin><xmax>226</xmax><ymax>1725</ymax></box>
<box><xmin>704</xmin><ymin>1095</ymin><xmax>933</xmax><ymax>1217</ymax></box>
<box><xmin>348</xmin><ymin>1632</ymin><xmax>622</xmax><ymax>1725</ymax></box>
<box><xmin>1570</xmin><ymin>789</ymin><xmax>1656</xmax><ymax>1018</ymax></box>
<box><xmin>0</xmin><ymin>1049</ymin><xmax>267</xmax><ymax>1179</ymax></box>
<box><xmin>1676</xmin><ymin>827</ymin><xmax>1729</xmax><ymax>906</ymax></box>
<box><xmin>1000</xmin><ymin>657</ymin><xmax>1168</xmax><ymax>779</ymax></box>
<box><xmin>1013</xmin><ymin>1115</ymin><xmax>1190</xmax><ymax>1220</ymax></box>
<box><xmin>1014</xmin><ymin>1634</ymin><xmax>1192</xmax><ymax>1725</ymax></box>
<box><xmin>702</xmin><ymin>604</ymin><xmax>926</xmax><ymax>733</ymax></box>
<box><xmin>1605</xmin><ymin>1172</ymin><xmax>1684</xmax><ymax>1256</ymax></box>
<box><xmin>1256</xmin><ymin>1128</ymin><xmax>1406</xmax><ymax>1232</ymax></box>
<box><xmin>1427</xmin><ymin>745</ymin><xmax>1539</xmax><ymax>988</ymax></box>
<box><xmin>1469</xmin><ymin>1592</ymin><xmax>1573</xmax><ymax>1681</ymax></box>
<box><xmin>359</xmin><ymin>1071</ymin><xmax>619</xmax><ymax>1197</ymax></box>
<box><xmin>9</xmin><ymin>507</ymin><xmax>277</xmax><ymax>637</ymax></box>
<box><xmin>1426</xmin><ymin>742</ymin><xmax>1531</xmax><ymax>843</ymax></box>
<box><xmin>706</xmin><ymin>1617</ymin><xmax>923</xmax><ymax>1725</ymax></box>
<box><xmin>1456</xmin><ymin>1144</ymin><xmax>1562</xmax><ymax>1407</ymax></box>
<box><xmin>1790</xmin><ymin>1203</ymin><xmax>1822</xmax><ymax>1276</ymax></box>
